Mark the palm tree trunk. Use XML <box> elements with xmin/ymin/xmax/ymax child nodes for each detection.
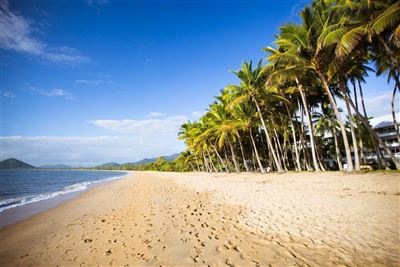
<box><xmin>353</xmin><ymin>81</ymin><xmax>365</xmax><ymax>165</ymax></box>
<box><xmin>202</xmin><ymin>151</ymin><xmax>210</xmax><ymax>172</ymax></box>
<box><xmin>359</xmin><ymin>135</ymin><xmax>365</xmax><ymax>165</ymax></box>
<box><xmin>206</xmin><ymin>148</ymin><xmax>218</xmax><ymax>172</ymax></box>
<box><xmin>284</xmin><ymin>103</ymin><xmax>302</xmax><ymax>171</ymax></box>
<box><xmin>298</xmin><ymin>100</ymin><xmax>312</xmax><ymax>171</ymax></box>
<box><xmin>352</xmin><ymin>79</ymin><xmax>358</xmax><ymax>110</ymax></box>
<box><xmin>258</xmin><ymin>126</ymin><xmax>270</xmax><ymax>165</ymax></box>
<box><xmin>236</xmin><ymin>132</ymin><xmax>250</xmax><ymax>172</ymax></box>
<box><xmin>223</xmin><ymin>146</ymin><xmax>231</xmax><ymax>171</ymax></box>
<box><xmin>357</xmin><ymin>79</ymin><xmax>368</xmax><ymax>118</ymax></box>
<box><xmin>189</xmin><ymin>162</ymin><xmax>196</xmax><ymax>172</ymax></box>
<box><xmin>316</xmin><ymin>146</ymin><xmax>326</xmax><ymax>171</ymax></box>
<box><xmin>287</xmin><ymin>134</ymin><xmax>297</xmax><ymax>170</ymax></box>
<box><xmin>249</xmin><ymin>127</ymin><xmax>266</xmax><ymax>173</ymax></box>
<box><xmin>227</xmin><ymin>136</ymin><xmax>240</xmax><ymax>172</ymax></box>
<box><xmin>346</xmin><ymin>101</ymin><xmax>360</xmax><ymax>171</ymax></box>
<box><xmin>194</xmin><ymin>153</ymin><xmax>201</xmax><ymax>172</ymax></box>
<box><xmin>340</xmin><ymin>80</ymin><xmax>360</xmax><ymax>171</ymax></box>
<box><xmin>357</xmin><ymin>78</ymin><xmax>384</xmax><ymax>167</ymax></box>
<box><xmin>252</xmin><ymin>97</ymin><xmax>284</xmax><ymax>172</ymax></box>
<box><xmin>372</xmin><ymin>136</ymin><xmax>384</xmax><ymax>169</ymax></box>
<box><xmin>213</xmin><ymin>146</ymin><xmax>229</xmax><ymax>173</ymax></box>
<box><xmin>296</xmin><ymin>81</ymin><xmax>321</xmax><ymax>171</ymax></box>
<box><xmin>282</xmin><ymin>133</ymin><xmax>291</xmax><ymax>170</ymax></box>
<box><xmin>317</xmin><ymin>71</ymin><xmax>354</xmax><ymax>172</ymax></box>
<box><xmin>332</xmin><ymin>124</ymin><xmax>344</xmax><ymax>171</ymax></box>
<box><xmin>273</xmin><ymin>128</ymin><xmax>287</xmax><ymax>171</ymax></box>
<box><xmin>391</xmin><ymin>84</ymin><xmax>400</xmax><ymax>144</ymax></box>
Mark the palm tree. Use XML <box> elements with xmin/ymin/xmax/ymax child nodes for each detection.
<box><xmin>178</xmin><ymin>121</ymin><xmax>202</xmax><ymax>172</ymax></box>
<box><xmin>314</xmin><ymin>105</ymin><xmax>344</xmax><ymax>171</ymax></box>
<box><xmin>266</xmin><ymin>45</ymin><xmax>323</xmax><ymax>171</ymax></box>
<box><xmin>231</xmin><ymin>103</ymin><xmax>266</xmax><ymax>173</ymax></box>
<box><xmin>328</xmin><ymin>0</ymin><xmax>400</xmax><ymax>169</ymax></box>
<box><xmin>177</xmin><ymin>0</ymin><xmax>400</xmax><ymax>172</ymax></box>
<box><xmin>205</xmin><ymin>103</ymin><xmax>241</xmax><ymax>172</ymax></box>
<box><xmin>226</xmin><ymin>60</ymin><xmax>285</xmax><ymax>172</ymax></box>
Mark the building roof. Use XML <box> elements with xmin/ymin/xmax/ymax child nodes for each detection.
<box><xmin>370</xmin><ymin>113</ymin><xmax>400</xmax><ymax>127</ymax></box>
<box><xmin>374</xmin><ymin>121</ymin><xmax>395</xmax><ymax>129</ymax></box>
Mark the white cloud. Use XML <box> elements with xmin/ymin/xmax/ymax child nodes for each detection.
<box><xmin>335</xmin><ymin>90</ymin><xmax>395</xmax><ymax>120</ymax></box>
<box><xmin>363</xmin><ymin>91</ymin><xmax>394</xmax><ymax>117</ymax></box>
<box><xmin>0</xmin><ymin>0</ymin><xmax>90</xmax><ymax>65</ymax></box>
<box><xmin>3</xmin><ymin>91</ymin><xmax>16</xmax><ymax>98</ymax></box>
<box><xmin>91</xmin><ymin>115</ymin><xmax>187</xmax><ymax>135</ymax></box>
<box><xmin>26</xmin><ymin>86</ymin><xmax>73</xmax><ymax>99</ymax></box>
<box><xmin>369</xmin><ymin>112</ymin><xmax>400</xmax><ymax>127</ymax></box>
<box><xmin>145</xmin><ymin>112</ymin><xmax>166</xmax><ymax>118</ymax></box>
<box><xmin>75</xmin><ymin>79</ymin><xmax>113</xmax><ymax>85</ymax></box>
<box><xmin>0</xmin><ymin>113</ymin><xmax>201</xmax><ymax>166</ymax></box>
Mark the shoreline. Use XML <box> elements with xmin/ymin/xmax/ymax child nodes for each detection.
<box><xmin>0</xmin><ymin>170</ymin><xmax>129</xmax><ymax>228</ymax></box>
<box><xmin>1</xmin><ymin>171</ymin><xmax>399</xmax><ymax>266</ymax></box>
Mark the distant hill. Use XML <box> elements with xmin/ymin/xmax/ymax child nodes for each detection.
<box><xmin>127</xmin><ymin>153</ymin><xmax>181</xmax><ymax>166</ymax></box>
<box><xmin>38</xmin><ymin>164</ymin><xmax>71</xmax><ymax>169</ymax></box>
<box><xmin>98</xmin><ymin>162</ymin><xmax>120</xmax><ymax>167</ymax></box>
<box><xmin>0</xmin><ymin>158</ymin><xmax>36</xmax><ymax>169</ymax></box>
<box><xmin>94</xmin><ymin>153</ymin><xmax>181</xmax><ymax>169</ymax></box>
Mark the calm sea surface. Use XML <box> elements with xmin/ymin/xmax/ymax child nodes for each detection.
<box><xmin>0</xmin><ymin>169</ymin><xmax>127</xmax><ymax>213</ymax></box>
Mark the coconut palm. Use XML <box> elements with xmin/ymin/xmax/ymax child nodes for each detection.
<box><xmin>204</xmin><ymin>103</ymin><xmax>241</xmax><ymax>172</ymax></box>
<box><xmin>266</xmin><ymin>45</ymin><xmax>323</xmax><ymax>171</ymax></box>
<box><xmin>225</xmin><ymin>60</ymin><xmax>285</xmax><ymax>172</ymax></box>
<box><xmin>231</xmin><ymin>103</ymin><xmax>266</xmax><ymax>173</ymax></box>
<box><xmin>176</xmin><ymin>0</ymin><xmax>400</xmax><ymax>172</ymax></box>
<box><xmin>326</xmin><ymin>0</ymin><xmax>400</xmax><ymax>169</ymax></box>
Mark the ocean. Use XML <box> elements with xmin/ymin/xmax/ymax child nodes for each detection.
<box><xmin>0</xmin><ymin>169</ymin><xmax>127</xmax><ymax>213</ymax></box>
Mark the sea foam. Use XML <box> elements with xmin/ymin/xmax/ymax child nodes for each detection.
<box><xmin>0</xmin><ymin>173</ymin><xmax>127</xmax><ymax>213</ymax></box>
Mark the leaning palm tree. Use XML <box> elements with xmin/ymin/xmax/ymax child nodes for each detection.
<box><xmin>178</xmin><ymin>121</ymin><xmax>202</xmax><ymax>171</ymax></box>
<box><xmin>266</xmin><ymin>45</ymin><xmax>322</xmax><ymax>171</ymax></box>
<box><xmin>225</xmin><ymin>60</ymin><xmax>285</xmax><ymax>172</ymax></box>
<box><xmin>327</xmin><ymin>0</ymin><xmax>400</xmax><ymax>169</ymax></box>
<box><xmin>314</xmin><ymin>105</ymin><xmax>344</xmax><ymax>171</ymax></box>
<box><xmin>205</xmin><ymin>103</ymin><xmax>241</xmax><ymax>172</ymax></box>
<box><xmin>270</xmin><ymin>4</ymin><xmax>355</xmax><ymax>171</ymax></box>
<box><xmin>231</xmin><ymin>103</ymin><xmax>266</xmax><ymax>173</ymax></box>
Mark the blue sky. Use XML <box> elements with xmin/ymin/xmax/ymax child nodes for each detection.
<box><xmin>0</xmin><ymin>0</ymin><xmax>395</xmax><ymax>166</ymax></box>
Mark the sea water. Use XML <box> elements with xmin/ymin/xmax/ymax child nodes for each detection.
<box><xmin>0</xmin><ymin>169</ymin><xmax>127</xmax><ymax>213</ymax></box>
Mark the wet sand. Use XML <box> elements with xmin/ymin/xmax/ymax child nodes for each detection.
<box><xmin>0</xmin><ymin>171</ymin><xmax>399</xmax><ymax>266</ymax></box>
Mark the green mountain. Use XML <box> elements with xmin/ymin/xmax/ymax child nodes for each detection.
<box><xmin>126</xmin><ymin>153</ymin><xmax>181</xmax><ymax>165</ymax></box>
<box><xmin>0</xmin><ymin>158</ymin><xmax>36</xmax><ymax>169</ymax></box>
<box><xmin>96</xmin><ymin>153</ymin><xmax>181</xmax><ymax>169</ymax></box>
<box><xmin>38</xmin><ymin>164</ymin><xmax>71</xmax><ymax>169</ymax></box>
<box><xmin>98</xmin><ymin>162</ymin><xmax>120</xmax><ymax>167</ymax></box>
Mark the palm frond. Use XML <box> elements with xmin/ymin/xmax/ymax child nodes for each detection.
<box><xmin>335</xmin><ymin>26</ymin><xmax>365</xmax><ymax>58</ymax></box>
<box><xmin>370</xmin><ymin>2</ymin><xmax>400</xmax><ymax>35</ymax></box>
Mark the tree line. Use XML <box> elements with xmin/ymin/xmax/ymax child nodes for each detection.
<box><xmin>176</xmin><ymin>0</ymin><xmax>400</xmax><ymax>173</ymax></box>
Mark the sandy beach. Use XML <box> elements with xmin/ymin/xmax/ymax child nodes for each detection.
<box><xmin>0</xmin><ymin>171</ymin><xmax>399</xmax><ymax>266</ymax></box>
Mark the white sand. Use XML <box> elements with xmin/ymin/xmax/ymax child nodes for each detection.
<box><xmin>1</xmin><ymin>171</ymin><xmax>399</xmax><ymax>266</ymax></box>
